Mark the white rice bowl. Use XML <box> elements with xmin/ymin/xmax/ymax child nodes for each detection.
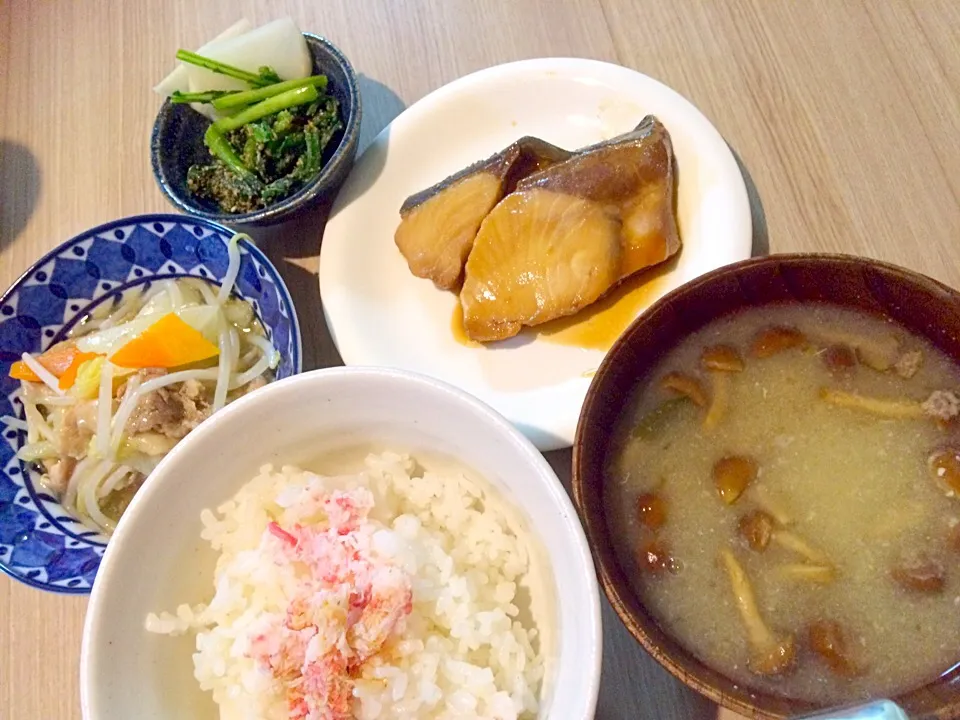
<box><xmin>145</xmin><ymin>452</ymin><xmax>544</xmax><ymax>720</ymax></box>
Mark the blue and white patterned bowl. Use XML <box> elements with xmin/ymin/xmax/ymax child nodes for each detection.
<box><xmin>0</xmin><ymin>214</ymin><xmax>301</xmax><ymax>594</ymax></box>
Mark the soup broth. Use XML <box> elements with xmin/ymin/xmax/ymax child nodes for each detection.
<box><xmin>607</xmin><ymin>303</ymin><xmax>960</xmax><ymax>705</ymax></box>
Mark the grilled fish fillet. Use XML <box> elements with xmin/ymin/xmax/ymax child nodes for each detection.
<box><xmin>460</xmin><ymin>189</ymin><xmax>622</xmax><ymax>342</ymax></box>
<box><xmin>516</xmin><ymin>115</ymin><xmax>679</xmax><ymax>279</ymax></box>
<box><xmin>394</xmin><ymin>138</ymin><xmax>571</xmax><ymax>290</ymax></box>
<box><xmin>461</xmin><ymin>115</ymin><xmax>680</xmax><ymax>341</ymax></box>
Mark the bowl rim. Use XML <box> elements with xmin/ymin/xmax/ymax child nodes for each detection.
<box><xmin>0</xmin><ymin>212</ymin><xmax>303</xmax><ymax>594</ymax></box>
<box><xmin>0</xmin><ymin>214</ymin><xmax>303</xmax><ymax>370</ymax></box>
<box><xmin>150</xmin><ymin>32</ymin><xmax>362</xmax><ymax>226</ymax></box>
<box><xmin>572</xmin><ymin>252</ymin><xmax>960</xmax><ymax>717</ymax></box>
<box><xmin>80</xmin><ymin>365</ymin><xmax>604</xmax><ymax>719</ymax></box>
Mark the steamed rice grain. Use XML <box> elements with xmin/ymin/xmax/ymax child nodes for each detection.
<box><xmin>145</xmin><ymin>452</ymin><xmax>544</xmax><ymax>720</ymax></box>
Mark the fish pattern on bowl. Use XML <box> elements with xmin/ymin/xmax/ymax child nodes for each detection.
<box><xmin>0</xmin><ymin>215</ymin><xmax>301</xmax><ymax>594</ymax></box>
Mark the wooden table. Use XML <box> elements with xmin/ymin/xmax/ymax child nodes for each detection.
<box><xmin>2</xmin><ymin>1</ymin><xmax>958</xmax><ymax>718</ymax></box>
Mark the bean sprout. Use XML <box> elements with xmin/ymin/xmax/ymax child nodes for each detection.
<box><xmin>0</xmin><ymin>415</ymin><xmax>28</xmax><ymax>431</ymax></box>
<box><xmin>19</xmin><ymin>352</ymin><xmax>64</xmax><ymax>395</ymax></box>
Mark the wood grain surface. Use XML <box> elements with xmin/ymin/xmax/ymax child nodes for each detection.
<box><xmin>1</xmin><ymin>1</ymin><xmax>958</xmax><ymax>719</ymax></box>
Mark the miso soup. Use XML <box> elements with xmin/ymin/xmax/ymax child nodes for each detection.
<box><xmin>607</xmin><ymin>303</ymin><xmax>960</xmax><ymax>704</ymax></box>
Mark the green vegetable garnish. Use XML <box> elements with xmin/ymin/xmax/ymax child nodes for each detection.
<box><xmin>257</xmin><ymin>66</ymin><xmax>282</xmax><ymax>84</ymax></box>
<box><xmin>632</xmin><ymin>397</ymin><xmax>694</xmax><ymax>440</ymax></box>
<box><xmin>241</xmin><ymin>133</ymin><xmax>260</xmax><ymax>171</ymax></box>
<box><xmin>298</xmin><ymin>127</ymin><xmax>322</xmax><ymax>178</ymax></box>
<box><xmin>170</xmin><ymin>90</ymin><xmax>233</xmax><ymax>104</ymax></box>
<box><xmin>211</xmin><ymin>85</ymin><xmax>319</xmax><ymax>133</ymax></box>
<box><xmin>272</xmin><ymin>109</ymin><xmax>295</xmax><ymax>135</ymax></box>
<box><xmin>202</xmin><ymin>126</ymin><xmax>261</xmax><ymax>184</ymax></box>
<box><xmin>262</xmin><ymin>176</ymin><xmax>298</xmax><ymax>203</ymax></box>
<box><xmin>249</xmin><ymin>121</ymin><xmax>277</xmax><ymax>144</ymax></box>
<box><xmin>174</xmin><ymin>48</ymin><xmax>343</xmax><ymax>214</ymax></box>
<box><xmin>212</xmin><ymin>75</ymin><xmax>328</xmax><ymax>111</ymax></box>
<box><xmin>175</xmin><ymin>49</ymin><xmax>279</xmax><ymax>88</ymax></box>
<box><xmin>274</xmin><ymin>131</ymin><xmax>304</xmax><ymax>156</ymax></box>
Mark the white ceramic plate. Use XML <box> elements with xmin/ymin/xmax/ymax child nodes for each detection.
<box><xmin>320</xmin><ymin>58</ymin><xmax>752</xmax><ymax>451</ymax></box>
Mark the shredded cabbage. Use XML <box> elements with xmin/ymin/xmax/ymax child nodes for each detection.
<box><xmin>76</xmin><ymin>305</ymin><xmax>221</xmax><ymax>356</ymax></box>
<box><xmin>96</xmin><ymin>360</ymin><xmax>113</xmax><ymax>459</ymax></box>
<box><xmin>223</xmin><ymin>297</ymin><xmax>254</xmax><ymax>328</ymax></box>
<box><xmin>122</xmin><ymin>433</ymin><xmax>177</xmax><ymax>457</ymax></box>
<box><xmin>213</xmin><ymin>315</ymin><xmax>232</xmax><ymax>411</ymax></box>
<box><xmin>70</xmin><ymin>356</ymin><xmax>106</xmax><ymax>400</ymax></box>
<box><xmin>186</xmin><ymin>276</ymin><xmax>218</xmax><ymax>305</ymax></box>
<box><xmin>95</xmin><ymin>290</ymin><xmax>142</xmax><ymax>331</ymax></box>
<box><xmin>98</xmin><ymin>465</ymin><xmax>136</xmax><ymax>500</ymax></box>
<box><xmin>135</xmin><ymin>279</ymin><xmax>202</xmax><ymax>318</ymax></box>
<box><xmin>78</xmin><ymin>461</ymin><xmax>116</xmax><ymax>532</ymax></box>
<box><xmin>17</xmin><ymin>441</ymin><xmax>57</xmax><ymax>462</ymax></box>
<box><xmin>22</xmin><ymin>399</ymin><xmax>55</xmax><ymax>443</ymax></box>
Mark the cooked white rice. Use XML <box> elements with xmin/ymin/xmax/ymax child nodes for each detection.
<box><xmin>145</xmin><ymin>452</ymin><xmax>544</xmax><ymax>720</ymax></box>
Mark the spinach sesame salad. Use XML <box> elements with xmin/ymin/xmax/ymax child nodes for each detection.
<box><xmin>166</xmin><ymin>48</ymin><xmax>342</xmax><ymax>214</ymax></box>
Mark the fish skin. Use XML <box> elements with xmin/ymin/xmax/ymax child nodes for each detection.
<box><xmin>399</xmin><ymin>137</ymin><xmax>572</xmax><ymax>215</ymax></box>
<box><xmin>394</xmin><ymin>172</ymin><xmax>504</xmax><ymax>290</ymax></box>
<box><xmin>516</xmin><ymin>115</ymin><xmax>680</xmax><ymax>280</ymax></box>
<box><xmin>394</xmin><ymin>138</ymin><xmax>572</xmax><ymax>290</ymax></box>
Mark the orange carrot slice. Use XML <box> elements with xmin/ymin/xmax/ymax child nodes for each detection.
<box><xmin>109</xmin><ymin>313</ymin><xmax>219</xmax><ymax>369</ymax></box>
<box><xmin>9</xmin><ymin>342</ymin><xmax>80</xmax><ymax>383</ymax></box>
<box><xmin>57</xmin><ymin>351</ymin><xmax>102</xmax><ymax>390</ymax></box>
<box><xmin>9</xmin><ymin>361</ymin><xmax>40</xmax><ymax>383</ymax></box>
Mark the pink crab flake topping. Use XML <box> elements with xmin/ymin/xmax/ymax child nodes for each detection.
<box><xmin>268</xmin><ymin>522</ymin><xmax>299</xmax><ymax>548</ymax></box>
<box><xmin>248</xmin><ymin>487</ymin><xmax>413</xmax><ymax>720</ymax></box>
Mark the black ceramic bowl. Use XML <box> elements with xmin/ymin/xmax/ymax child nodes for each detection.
<box><xmin>573</xmin><ymin>254</ymin><xmax>960</xmax><ymax>719</ymax></box>
<box><xmin>150</xmin><ymin>33</ymin><xmax>362</xmax><ymax>228</ymax></box>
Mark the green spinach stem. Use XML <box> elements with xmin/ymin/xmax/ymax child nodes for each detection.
<box><xmin>213</xmin><ymin>85</ymin><xmax>320</xmax><ymax>133</ymax></box>
<box><xmin>175</xmin><ymin>49</ymin><xmax>273</xmax><ymax>88</ymax></box>
<box><xmin>212</xmin><ymin>75</ymin><xmax>328</xmax><ymax>111</ymax></box>
<box><xmin>203</xmin><ymin>126</ymin><xmax>256</xmax><ymax>180</ymax></box>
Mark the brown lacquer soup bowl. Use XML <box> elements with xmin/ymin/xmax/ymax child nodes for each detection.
<box><xmin>572</xmin><ymin>254</ymin><xmax>960</xmax><ymax>719</ymax></box>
